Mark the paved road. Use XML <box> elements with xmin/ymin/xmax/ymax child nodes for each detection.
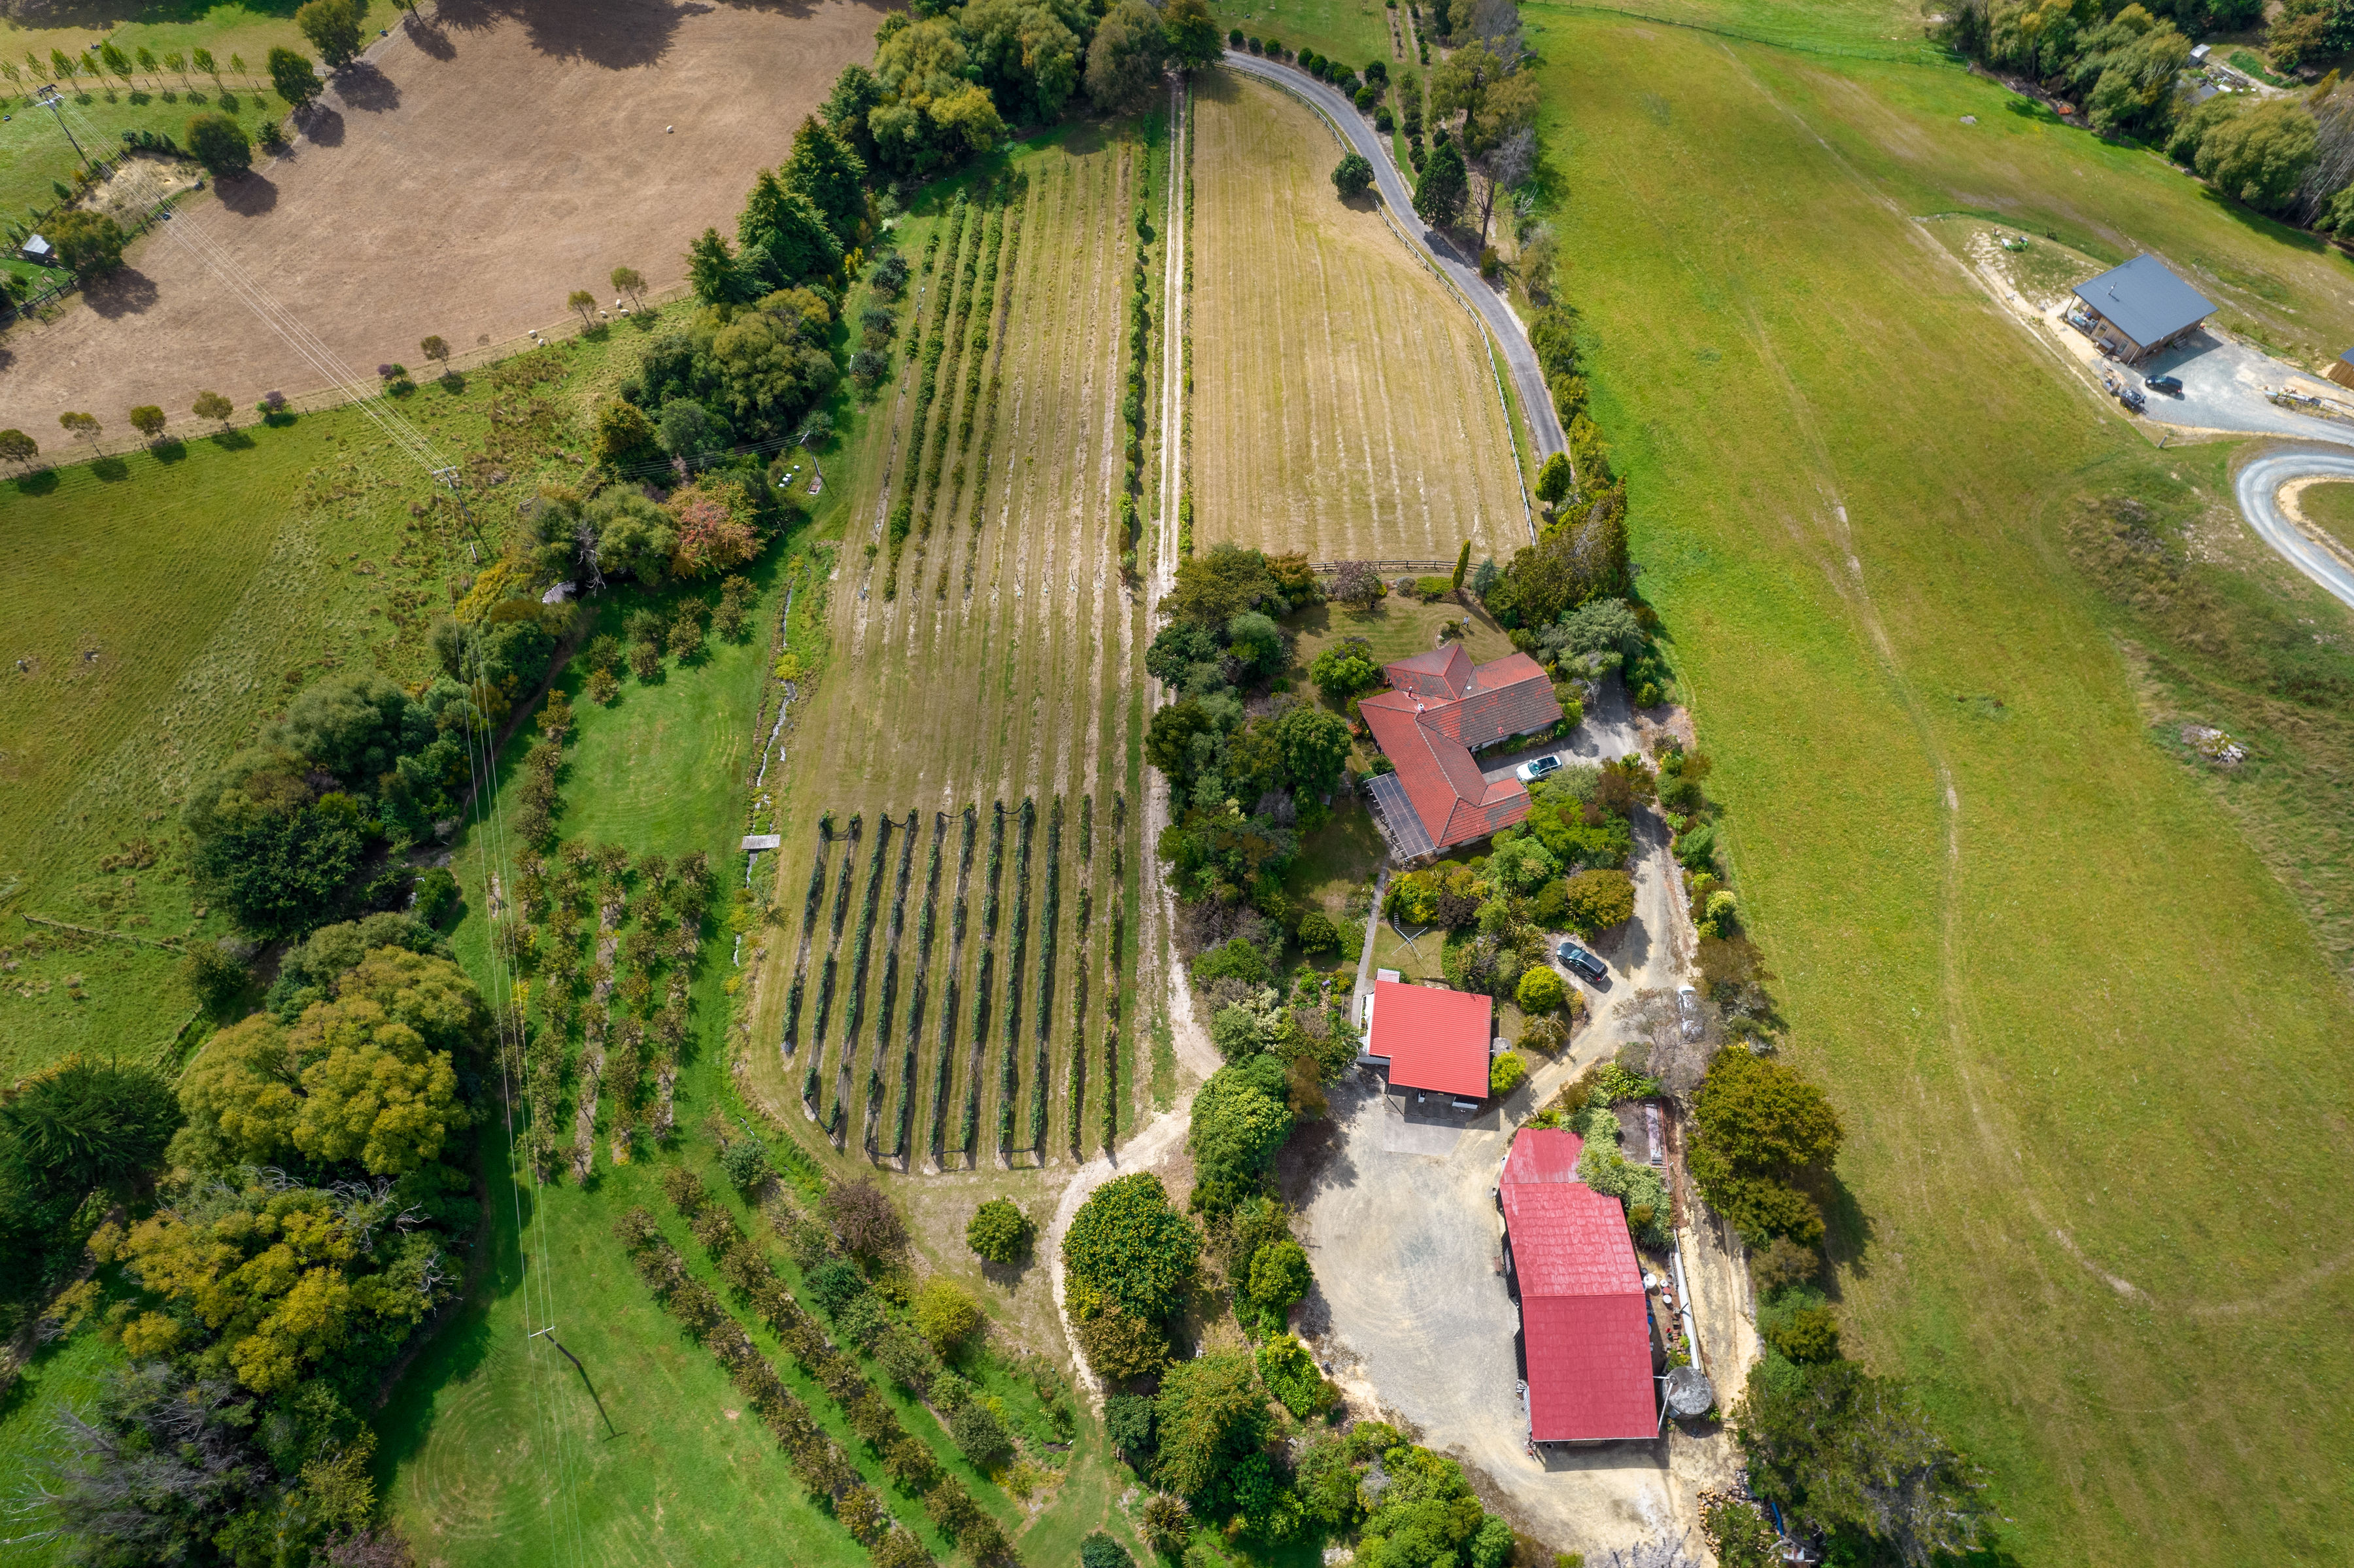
<box><xmin>2231</xmin><ymin>448</ymin><xmax>2354</xmax><ymax>613</ymax></box>
<box><xmin>1220</xmin><ymin>52</ymin><xmax>1565</xmax><ymax>464</ymax></box>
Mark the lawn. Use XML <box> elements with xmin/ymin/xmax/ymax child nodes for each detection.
<box><xmin>0</xmin><ymin>311</ymin><xmax>687</xmax><ymax>1082</ymax></box>
<box><xmin>1191</xmin><ymin>69</ymin><xmax>1530</xmax><ymax>564</ymax></box>
<box><xmin>0</xmin><ymin>1</ymin><xmax>398</xmax><ymax>224</ymax></box>
<box><xmin>1524</xmin><ymin>9</ymin><xmax>2354</xmax><ymax>1562</ymax></box>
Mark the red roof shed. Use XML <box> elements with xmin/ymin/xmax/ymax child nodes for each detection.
<box><xmin>1499</xmin><ymin>1129</ymin><xmax>1657</xmax><ymax>1442</ymax></box>
<box><xmin>1366</xmin><ymin>978</ymin><xmax>1492</xmax><ymax>1100</ymax></box>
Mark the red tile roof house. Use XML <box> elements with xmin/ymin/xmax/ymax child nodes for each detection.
<box><xmin>1496</xmin><ymin>1127</ymin><xmax>1661</xmax><ymax>1443</ymax></box>
<box><xmin>1359</xmin><ymin>645</ymin><xmax>1562</xmax><ymax>861</ymax></box>
<box><xmin>1359</xmin><ymin>978</ymin><xmax>1493</xmax><ymax>1104</ymax></box>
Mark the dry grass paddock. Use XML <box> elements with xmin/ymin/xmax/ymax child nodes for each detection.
<box><xmin>0</xmin><ymin>0</ymin><xmax>885</xmax><ymax>439</ymax></box>
<box><xmin>1190</xmin><ymin>69</ymin><xmax>1529</xmax><ymax>564</ymax></box>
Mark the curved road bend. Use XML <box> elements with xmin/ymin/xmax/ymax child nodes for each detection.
<box><xmin>2232</xmin><ymin>448</ymin><xmax>2354</xmax><ymax>613</ymax></box>
<box><xmin>1220</xmin><ymin>50</ymin><xmax>1567</xmax><ymax>463</ymax></box>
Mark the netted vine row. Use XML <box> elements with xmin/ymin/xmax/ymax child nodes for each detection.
<box><xmin>1103</xmin><ymin>793</ymin><xmax>1128</xmax><ymax>1148</ymax></box>
<box><xmin>895</xmin><ymin>814</ymin><xmax>947</xmax><ymax>1159</ymax></box>
<box><xmin>780</xmin><ymin>817</ymin><xmax>834</xmax><ymax>1058</ymax></box>
<box><xmin>807</xmin><ymin>813</ymin><xmax>861</xmax><ymax>1110</ymax></box>
<box><xmin>866</xmin><ymin>810</ymin><xmax>919</xmax><ymax>1152</ymax></box>
<box><xmin>932</xmin><ymin>807</ymin><xmax>978</xmax><ymax>1161</ymax></box>
<box><xmin>613</xmin><ymin>1205</ymin><xmax>934</xmax><ymax>1568</ymax></box>
<box><xmin>1028</xmin><ymin>797</ymin><xmax>1062</xmax><ymax>1151</ymax></box>
<box><xmin>964</xmin><ymin>802</ymin><xmax>1006</xmax><ymax>1154</ymax></box>
<box><xmin>1065</xmin><ymin>794</ymin><xmax>1093</xmax><ymax>1157</ymax></box>
<box><xmin>836</xmin><ymin>819</ymin><xmax>893</xmax><ymax>1138</ymax></box>
<box><xmin>998</xmin><ymin>797</ymin><xmax>1036</xmax><ymax>1153</ymax></box>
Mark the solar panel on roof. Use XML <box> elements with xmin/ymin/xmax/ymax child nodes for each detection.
<box><xmin>1368</xmin><ymin>772</ymin><xmax>1436</xmax><ymax>859</ymax></box>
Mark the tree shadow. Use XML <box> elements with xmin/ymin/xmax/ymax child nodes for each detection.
<box><xmin>13</xmin><ymin>469</ymin><xmax>60</xmax><ymax>496</ymax></box>
<box><xmin>432</xmin><ymin>0</ymin><xmax>691</xmax><ymax>69</ymax></box>
<box><xmin>1811</xmin><ymin>1168</ymin><xmax>1875</xmax><ymax>1289</ymax></box>
<box><xmin>216</xmin><ymin>173</ymin><xmax>279</xmax><ymax>216</ymax></box>
<box><xmin>151</xmin><ymin>437</ymin><xmax>188</xmax><ymax>464</ymax></box>
<box><xmin>301</xmin><ymin>105</ymin><xmax>347</xmax><ymax>146</ymax></box>
<box><xmin>81</xmin><ymin>268</ymin><xmax>158</xmax><ymax>318</ymax></box>
<box><xmin>207</xmin><ymin>426</ymin><xmax>255</xmax><ymax>451</ymax></box>
<box><xmin>90</xmin><ymin>455</ymin><xmax>131</xmax><ymax>482</ymax></box>
<box><xmin>2194</xmin><ymin>184</ymin><xmax>2334</xmax><ymax>256</ymax></box>
<box><xmin>403</xmin><ymin>9</ymin><xmax>460</xmax><ymax>60</ymax></box>
<box><xmin>332</xmin><ymin>61</ymin><xmax>401</xmax><ymax>113</ymax></box>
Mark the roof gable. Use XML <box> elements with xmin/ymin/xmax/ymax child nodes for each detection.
<box><xmin>1499</xmin><ymin>1148</ymin><xmax>1656</xmax><ymax>1442</ymax></box>
<box><xmin>2073</xmin><ymin>254</ymin><xmax>2215</xmax><ymax>348</ymax></box>
<box><xmin>1361</xmin><ymin>653</ymin><xmax>1561</xmax><ymax>853</ymax></box>
<box><xmin>1368</xmin><ymin>979</ymin><xmax>1492</xmax><ymax>1098</ymax></box>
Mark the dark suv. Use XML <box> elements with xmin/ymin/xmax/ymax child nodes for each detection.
<box><xmin>2144</xmin><ymin>373</ymin><xmax>2183</xmax><ymax>395</ymax></box>
<box><xmin>1556</xmin><ymin>942</ymin><xmax>1608</xmax><ymax>983</ymax></box>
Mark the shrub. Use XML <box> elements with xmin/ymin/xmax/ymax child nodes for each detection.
<box><xmin>1074</xmin><ymin>1301</ymin><xmax>1169</xmax><ymax>1380</ymax></box>
<box><xmin>1488</xmin><ymin>1051</ymin><xmax>1527</xmax><ymax>1096</ymax></box>
<box><xmin>1256</xmin><ymin>1335</ymin><xmax>1335</xmax><ymax>1418</ymax></box>
<box><xmin>949</xmin><ymin>1397</ymin><xmax>1012</xmax><ymax>1465</ymax></box>
<box><xmin>1192</xmin><ymin>937</ymin><xmax>1271</xmax><ymax>988</ymax></box>
<box><xmin>1296</xmin><ymin>910</ymin><xmax>1340</xmax><ymax>951</ymax></box>
<box><xmin>1514</xmin><ymin>963</ymin><xmax>1565</xmax><ymax>1015</ymax></box>
<box><xmin>1332</xmin><ymin>152</ymin><xmax>1375</xmax><ymax>198</ymax></box>
<box><xmin>1105</xmin><ymin>1391</ymin><xmax>1156</xmax><ymax>1459</ymax></box>
<box><xmin>179</xmin><ymin>943</ymin><xmax>248</xmax><ymax>1017</ymax></box>
<box><xmin>1563</xmin><ymin>868</ymin><xmax>1635</xmax><ymax>934</ymax></box>
<box><xmin>805</xmin><ymin>1257</ymin><xmax>867</xmax><ymax>1315</ymax></box>
<box><xmin>966</xmin><ymin>1197</ymin><xmax>1031</xmax><ymax>1264</ymax></box>
<box><xmin>412</xmin><ymin>866</ymin><xmax>461</xmax><ymax>926</ymax></box>
<box><xmin>1248</xmin><ymin>1237</ymin><xmax>1312</xmax><ymax>1315</ymax></box>
<box><xmin>1412</xmin><ymin>574</ymin><xmax>1456</xmax><ymax>602</ymax></box>
<box><xmin>825</xmin><ymin>1177</ymin><xmax>906</xmax><ymax>1257</ymax></box>
<box><xmin>1751</xmin><ymin>1235</ymin><xmax>1820</xmax><ymax>1295</ymax></box>
<box><xmin>1764</xmin><ymin>1304</ymin><xmax>1840</xmax><ymax>1363</ymax></box>
<box><xmin>1080</xmin><ymin>1533</ymin><xmax>1136</xmax><ymax>1568</ymax></box>
<box><xmin>913</xmin><ymin>1278</ymin><xmax>982</xmax><ymax>1353</ymax></box>
<box><xmin>719</xmin><ymin>1136</ymin><xmax>773</xmax><ymax>1192</ymax></box>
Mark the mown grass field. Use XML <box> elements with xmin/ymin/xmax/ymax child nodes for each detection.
<box><xmin>1524</xmin><ymin>8</ymin><xmax>2354</xmax><ymax>1561</ymax></box>
<box><xmin>2300</xmin><ymin>479</ymin><xmax>2354</xmax><ymax>555</ymax></box>
<box><xmin>1193</xmin><ymin>71</ymin><xmax>1528</xmax><ymax>564</ymax></box>
<box><xmin>736</xmin><ymin>120</ymin><xmax>1158</xmax><ymax>1187</ymax></box>
<box><xmin>0</xmin><ymin>314</ymin><xmax>685</xmax><ymax>1082</ymax></box>
<box><xmin>1215</xmin><ymin>0</ymin><xmax>1399</xmax><ymax>74</ymax></box>
<box><xmin>0</xmin><ymin>1</ymin><xmax>395</xmax><ymax>222</ymax></box>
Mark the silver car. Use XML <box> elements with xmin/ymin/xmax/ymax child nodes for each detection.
<box><xmin>1516</xmin><ymin>754</ymin><xmax>1562</xmax><ymax>783</ymax></box>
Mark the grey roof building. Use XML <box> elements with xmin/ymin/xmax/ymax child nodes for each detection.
<box><xmin>2071</xmin><ymin>254</ymin><xmax>2217</xmax><ymax>362</ymax></box>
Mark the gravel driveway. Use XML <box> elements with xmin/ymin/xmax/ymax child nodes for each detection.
<box><xmin>2131</xmin><ymin>329</ymin><xmax>2354</xmax><ymax>446</ymax></box>
<box><xmin>1218</xmin><ymin>51</ymin><xmax>1565</xmax><ymax>466</ymax></box>
<box><xmin>1291</xmin><ymin>1079</ymin><xmax>1691</xmax><ymax>1558</ymax></box>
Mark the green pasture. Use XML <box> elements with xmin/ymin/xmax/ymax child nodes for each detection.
<box><xmin>1217</xmin><ymin>0</ymin><xmax>1395</xmax><ymax>74</ymax></box>
<box><xmin>0</xmin><ymin>316</ymin><xmax>687</xmax><ymax>1082</ymax></box>
<box><xmin>1525</xmin><ymin>8</ymin><xmax>2354</xmax><ymax>1562</ymax></box>
<box><xmin>2300</xmin><ymin>479</ymin><xmax>2354</xmax><ymax>556</ymax></box>
<box><xmin>0</xmin><ymin>3</ymin><xmax>396</xmax><ymax>224</ymax></box>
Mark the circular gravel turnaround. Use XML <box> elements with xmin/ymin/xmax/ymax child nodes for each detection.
<box><xmin>2232</xmin><ymin>447</ymin><xmax>2354</xmax><ymax>613</ymax></box>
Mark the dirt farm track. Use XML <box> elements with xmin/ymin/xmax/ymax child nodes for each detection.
<box><xmin>0</xmin><ymin>0</ymin><xmax>886</xmax><ymax>437</ymax></box>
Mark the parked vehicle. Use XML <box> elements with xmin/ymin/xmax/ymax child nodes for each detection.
<box><xmin>1556</xmin><ymin>942</ymin><xmax>1607</xmax><ymax>983</ymax></box>
<box><xmin>1516</xmin><ymin>754</ymin><xmax>1563</xmax><ymax>783</ymax></box>
<box><xmin>2118</xmin><ymin>385</ymin><xmax>2146</xmax><ymax>412</ymax></box>
<box><xmin>2145</xmin><ymin>373</ymin><xmax>2183</xmax><ymax>394</ymax></box>
<box><xmin>1677</xmin><ymin>985</ymin><xmax>1703</xmax><ymax>1042</ymax></box>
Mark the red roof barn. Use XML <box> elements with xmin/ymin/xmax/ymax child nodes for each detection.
<box><xmin>1498</xmin><ymin>1128</ymin><xmax>1658</xmax><ymax>1442</ymax></box>
<box><xmin>1363</xmin><ymin>978</ymin><xmax>1493</xmax><ymax>1100</ymax></box>
<box><xmin>1360</xmin><ymin>646</ymin><xmax>1561</xmax><ymax>858</ymax></box>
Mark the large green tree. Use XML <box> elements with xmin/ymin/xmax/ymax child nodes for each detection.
<box><xmin>184</xmin><ymin>749</ymin><xmax>371</xmax><ymax>940</ymax></box>
<box><xmin>870</xmin><ymin>20</ymin><xmax>1006</xmax><ymax>176</ymax></box>
<box><xmin>1413</xmin><ymin>137</ymin><xmax>1469</xmax><ymax>228</ymax></box>
<box><xmin>957</xmin><ymin>0</ymin><xmax>1085</xmax><ymax>124</ymax></box>
<box><xmin>268</xmin><ymin>45</ymin><xmax>324</xmax><ymax>108</ymax></box>
<box><xmin>1</xmin><ymin>1059</ymin><xmax>179</xmax><ymax>1197</ymax></box>
<box><xmin>1085</xmin><ymin>0</ymin><xmax>1168</xmax><ymax>112</ymax></box>
<box><xmin>185</xmin><ymin>111</ymin><xmax>252</xmax><ymax>177</ymax></box>
<box><xmin>1163</xmin><ymin>0</ymin><xmax>1224</xmax><ymax>70</ymax></box>
<box><xmin>1187</xmin><ymin>1057</ymin><xmax>1293</xmax><ymax>1214</ymax></box>
<box><xmin>781</xmin><ymin>114</ymin><xmax>868</xmax><ymax>243</ymax></box>
<box><xmin>1153</xmin><ymin>1349</ymin><xmax>1271</xmax><ymax>1514</ymax></box>
<box><xmin>1687</xmin><ymin>1045</ymin><xmax>1843</xmax><ymax>1246</ymax></box>
<box><xmin>1735</xmin><ymin>1359</ymin><xmax>1989</xmax><ymax>1565</ymax></box>
<box><xmin>1063</xmin><ymin>1171</ymin><xmax>1200</xmax><ymax>1320</ymax></box>
<box><xmin>738</xmin><ymin>169</ymin><xmax>843</xmax><ymax>286</ymax></box>
<box><xmin>296</xmin><ymin>0</ymin><xmax>363</xmax><ymax>68</ymax></box>
<box><xmin>2192</xmin><ymin>96</ymin><xmax>2318</xmax><ymax>212</ymax></box>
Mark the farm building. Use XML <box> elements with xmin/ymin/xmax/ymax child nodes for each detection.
<box><xmin>2069</xmin><ymin>254</ymin><xmax>2215</xmax><ymax>363</ymax></box>
<box><xmin>1497</xmin><ymin>1127</ymin><xmax>1660</xmax><ymax>1443</ymax></box>
<box><xmin>2328</xmin><ymin>347</ymin><xmax>2354</xmax><ymax>392</ymax></box>
<box><xmin>1358</xmin><ymin>976</ymin><xmax>1493</xmax><ymax>1104</ymax></box>
<box><xmin>1361</xmin><ymin>645</ymin><xmax>1561</xmax><ymax>859</ymax></box>
<box><xmin>20</xmin><ymin>233</ymin><xmax>53</xmax><ymax>263</ymax></box>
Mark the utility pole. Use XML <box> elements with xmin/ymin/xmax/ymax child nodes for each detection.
<box><xmin>36</xmin><ymin>86</ymin><xmax>87</xmax><ymax>167</ymax></box>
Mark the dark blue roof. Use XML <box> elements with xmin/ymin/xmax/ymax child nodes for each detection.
<box><xmin>2073</xmin><ymin>254</ymin><xmax>2215</xmax><ymax>347</ymax></box>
